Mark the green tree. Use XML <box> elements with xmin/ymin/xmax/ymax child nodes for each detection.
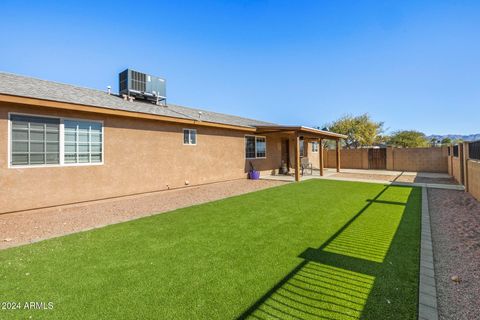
<box><xmin>441</xmin><ymin>137</ymin><xmax>452</xmax><ymax>145</ymax></box>
<box><xmin>388</xmin><ymin>130</ymin><xmax>429</xmax><ymax>148</ymax></box>
<box><xmin>430</xmin><ymin>137</ymin><xmax>440</xmax><ymax>147</ymax></box>
<box><xmin>326</xmin><ymin>114</ymin><xmax>384</xmax><ymax>149</ymax></box>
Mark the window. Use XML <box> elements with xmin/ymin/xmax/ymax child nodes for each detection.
<box><xmin>256</xmin><ymin>137</ymin><xmax>266</xmax><ymax>158</ymax></box>
<box><xmin>9</xmin><ymin>113</ymin><xmax>103</xmax><ymax>167</ymax></box>
<box><xmin>245</xmin><ymin>136</ymin><xmax>266</xmax><ymax>159</ymax></box>
<box><xmin>245</xmin><ymin>136</ymin><xmax>256</xmax><ymax>158</ymax></box>
<box><xmin>64</xmin><ymin>120</ymin><xmax>103</xmax><ymax>164</ymax></box>
<box><xmin>183</xmin><ymin>129</ymin><xmax>197</xmax><ymax>145</ymax></box>
<box><xmin>312</xmin><ymin>141</ymin><xmax>319</xmax><ymax>153</ymax></box>
<box><xmin>10</xmin><ymin>115</ymin><xmax>60</xmax><ymax>165</ymax></box>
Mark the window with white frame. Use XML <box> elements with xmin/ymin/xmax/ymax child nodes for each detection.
<box><xmin>64</xmin><ymin>120</ymin><xmax>103</xmax><ymax>164</ymax></box>
<box><xmin>183</xmin><ymin>129</ymin><xmax>197</xmax><ymax>145</ymax></box>
<box><xmin>245</xmin><ymin>136</ymin><xmax>266</xmax><ymax>159</ymax></box>
<box><xmin>9</xmin><ymin>114</ymin><xmax>103</xmax><ymax>167</ymax></box>
<box><xmin>312</xmin><ymin>141</ymin><xmax>319</xmax><ymax>153</ymax></box>
<box><xmin>10</xmin><ymin>115</ymin><xmax>60</xmax><ymax>165</ymax></box>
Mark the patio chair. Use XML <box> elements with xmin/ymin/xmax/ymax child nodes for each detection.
<box><xmin>301</xmin><ymin>157</ymin><xmax>313</xmax><ymax>176</ymax></box>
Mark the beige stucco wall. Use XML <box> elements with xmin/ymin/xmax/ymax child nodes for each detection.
<box><xmin>467</xmin><ymin>160</ymin><xmax>480</xmax><ymax>201</ymax></box>
<box><xmin>305</xmin><ymin>141</ymin><xmax>321</xmax><ymax>169</ymax></box>
<box><xmin>0</xmin><ymin>103</ymin><xmax>282</xmax><ymax>213</ymax></box>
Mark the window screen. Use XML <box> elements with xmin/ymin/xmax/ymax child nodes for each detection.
<box><xmin>64</xmin><ymin>120</ymin><xmax>103</xmax><ymax>164</ymax></box>
<box><xmin>312</xmin><ymin>141</ymin><xmax>319</xmax><ymax>152</ymax></box>
<box><xmin>10</xmin><ymin>115</ymin><xmax>60</xmax><ymax>166</ymax></box>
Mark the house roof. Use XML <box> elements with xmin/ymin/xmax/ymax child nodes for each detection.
<box><xmin>0</xmin><ymin>72</ymin><xmax>345</xmax><ymax>139</ymax></box>
<box><xmin>0</xmin><ymin>72</ymin><xmax>275</xmax><ymax>128</ymax></box>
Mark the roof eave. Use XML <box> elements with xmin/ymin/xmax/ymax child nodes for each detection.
<box><xmin>254</xmin><ymin>125</ymin><xmax>347</xmax><ymax>139</ymax></box>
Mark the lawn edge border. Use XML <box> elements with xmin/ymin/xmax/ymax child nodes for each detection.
<box><xmin>418</xmin><ymin>187</ymin><xmax>438</xmax><ymax>320</ymax></box>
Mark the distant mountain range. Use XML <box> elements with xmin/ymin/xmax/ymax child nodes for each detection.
<box><xmin>427</xmin><ymin>134</ymin><xmax>480</xmax><ymax>142</ymax></box>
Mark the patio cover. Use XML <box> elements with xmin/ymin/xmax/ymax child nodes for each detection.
<box><xmin>255</xmin><ymin>125</ymin><xmax>347</xmax><ymax>181</ymax></box>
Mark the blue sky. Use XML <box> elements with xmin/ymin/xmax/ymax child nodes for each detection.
<box><xmin>1</xmin><ymin>0</ymin><xmax>479</xmax><ymax>135</ymax></box>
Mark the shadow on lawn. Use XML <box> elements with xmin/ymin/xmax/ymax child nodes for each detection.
<box><xmin>237</xmin><ymin>183</ymin><xmax>421</xmax><ymax>320</ymax></box>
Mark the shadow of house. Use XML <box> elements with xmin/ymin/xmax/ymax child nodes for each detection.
<box><xmin>237</xmin><ymin>184</ymin><xmax>421</xmax><ymax>320</ymax></box>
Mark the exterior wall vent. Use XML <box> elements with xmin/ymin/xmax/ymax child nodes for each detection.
<box><xmin>119</xmin><ymin>69</ymin><xmax>166</xmax><ymax>105</ymax></box>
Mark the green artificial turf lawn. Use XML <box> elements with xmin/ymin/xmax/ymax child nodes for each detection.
<box><xmin>0</xmin><ymin>179</ymin><xmax>421</xmax><ymax>319</ymax></box>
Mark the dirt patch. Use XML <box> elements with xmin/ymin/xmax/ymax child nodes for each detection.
<box><xmin>428</xmin><ymin>188</ymin><xmax>480</xmax><ymax>320</ymax></box>
<box><xmin>0</xmin><ymin>179</ymin><xmax>287</xmax><ymax>250</ymax></box>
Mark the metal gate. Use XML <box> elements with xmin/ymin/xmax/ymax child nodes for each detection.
<box><xmin>368</xmin><ymin>148</ymin><xmax>386</xmax><ymax>169</ymax></box>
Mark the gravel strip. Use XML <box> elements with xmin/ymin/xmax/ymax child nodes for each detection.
<box><xmin>0</xmin><ymin>179</ymin><xmax>287</xmax><ymax>250</ymax></box>
<box><xmin>428</xmin><ymin>188</ymin><xmax>480</xmax><ymax>320</ymax></box>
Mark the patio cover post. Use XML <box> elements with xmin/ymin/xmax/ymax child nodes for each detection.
<box><xmin>336</xmin><ymin>139</ymin><xmax>341</xmax><ymax>172</ymax></box>
<box><xmin>319</xmin><ymin>138</ymin><xmax>324</xmax><ymax>176</ymax></box>
<box><xmin>294</xmin><ymin>133</ymin><xmax>301</xmax><ymax>182</ymax></box>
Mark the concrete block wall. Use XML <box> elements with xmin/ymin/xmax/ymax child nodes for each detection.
<box><xmin>390</xmin><ymin>147</ymin><xmax>448</xmax><ymax>172</ymax></box>
<box><xmin>447</xmin><ymin>147</ymin><xmax>452</xmax><ymax>176</ymax></box>
<box><xmin>452</xmin><ymin>157</ymin><xmax>463</xmax><ymax>184</ymax></box>
<box><xmin>386</xmin><ymin>147</ymin><xmax>394</xmax><ymax>170</ymax></box>
<box><xmin>447</xmin><ymin>142</ymin><xmax>480</xmax><ymax>202</ymax></box>
<box><xmin>323</xmin><ymin>149</ymin><xmax>366</xmax><ymax>169</ymax></box>
<box><xmin>467</xmin><ymin>160</ymin><xmax>480</xmax><ymax>201</ymax></box>
<box><xmin>339</xmin><ymin>149</ymin><xmax>368</xmax><ymax>169</ymax></box>
<box><xmin>324</xmin><ymin>147</ymin><xmax>447</xmax><ymax>173</ymax></box>
<box><xmin>324</xmin><ymin>149</ymin><xmax>338</xmax><ymax>168</ymax></box>
<box><xmin>449</xmin><ymin>144</ymin><xmax>464</xmax><ymax>185</ymax></box>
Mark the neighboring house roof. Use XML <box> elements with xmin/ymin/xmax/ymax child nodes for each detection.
<box><xmin>0</xmin><ymin>72</ymin><xmax>275</xmax><ymax>128</ymax></box>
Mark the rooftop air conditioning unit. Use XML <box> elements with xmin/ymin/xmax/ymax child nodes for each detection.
<box><xmin>119</xmin><ymin>69</ymin><xmax>166</xmax><ymax>105</ymax></box>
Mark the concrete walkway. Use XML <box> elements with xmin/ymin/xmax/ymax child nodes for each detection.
<box><xmin>261</xmin><ymin>168</ymin><xmax>464</xmax><ymax>191</ymax></box>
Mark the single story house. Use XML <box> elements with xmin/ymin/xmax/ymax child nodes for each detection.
<box><xmin>0</xmin><ymin>71</ymin><xmax>345</xmax><ymax>214</ymax></box>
